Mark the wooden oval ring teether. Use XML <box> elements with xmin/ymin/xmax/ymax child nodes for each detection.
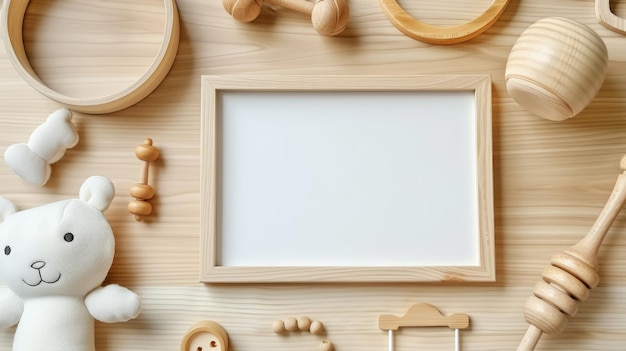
<box><xmin>0</xmin><ymin>0</ymin><xmax>180</xmax><ymax>114</ymax></box>
<box><xmin>377</xmin><ymin>0</ymin><xmax>510</xmax><ymax>44</ymax></box>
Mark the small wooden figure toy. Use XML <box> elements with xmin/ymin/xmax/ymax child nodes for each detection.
<box><xmin>516</xmin><ymin>155</ymin><xmax>626</xmax><ymax>351</ymax></box>
<box><xmin>128</xmin><ymin>138</ymin><xmax>160</xmax><ymax>221</ymax></box>
<box><xmin>4</xmin><ymin>108</ymin><xmax>79</xmax><ymax>186</ymax></box>
<box><xmin>180</xmin><ymin>320</ymin><xmax>229</xmax><ymax>351</ymax></box>
<box><xmin>222</xmin><ymin>0</ymin><xmax>349</xmax><ymax>36</ymax></box>
<box><xmin>379</xmin><ymin>303</ymin><xmax>469</xmax><ymax>351</ymax></box>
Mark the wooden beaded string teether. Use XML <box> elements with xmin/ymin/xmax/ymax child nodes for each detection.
<box><xmin>516</xmin><ymin>155</ymin><xmax>626</xmax><ymax>351</ymax></box>
<box><xmin>273</xmin><ymin>317</ymin><xmax>332</xmax><ymax>350</ymax></box>
<box><xmin>379</xmin><ymin>303</ymin><xmax>470</xmax><ymax>351</ymax></box>
<box><xmin>273</xmin><ymin>316</ymin><xmax>325</xmax><ymax>334</ymax></box>
<box><xmin>128</xmin><ymin>138</ymin><xmax>160</xmax><ymax>221</ymax></box>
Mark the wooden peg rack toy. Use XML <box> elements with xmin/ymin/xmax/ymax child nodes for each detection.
<box><xmin>516</xmin><ymin>155</ymin><xmax>626</xmax><ymax>351</ymax></box>
<box><xmin>128</xmin><ymin>138</ymin><xmax>160</xmax><ymax>221</ymax></box>
<box><xmin>379</xmin><ymin>303</ymin><xmax>469</xmax><ymax>351</ymax></box>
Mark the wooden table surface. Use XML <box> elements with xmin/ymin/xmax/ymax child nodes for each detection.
<box><xmin>1</xmin><ymin>0</ymin><xmax>625</xmax><ymax>350</ymax></box>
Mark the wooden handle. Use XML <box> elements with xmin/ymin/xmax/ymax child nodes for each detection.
<box><xmin>377</xmin><ymin>0</ymin><xmax>511</xmax><ymax>44</ymax></box>
<box><xmin>517</xmin><ymin>155</ymin><xmax>626</xmax><ymax>351</ymax></box>
<box><xmin>267</xmin><ymin>0</ymin><xmax>314</xmax><ymax>14</ymax></box>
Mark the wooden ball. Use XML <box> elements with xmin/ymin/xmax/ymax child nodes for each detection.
<box><xmin>309</xmin><ymin>320</ymin><xmax>324</xmax><ymax>335</ymax></box>
<box><xmin>272</xmin><ymin>320</ymin><xmax>285</xmax><ymax>333</ymax></box>
<box><xmin>128</xmin><ymin>199</ymin><xmax>152</xmax><ymax>216</ymax></box>
<box><xmin>320</xmin><ymin>339</ymin><xmax>333</xmax><ymax>351</ymax></box>
<box><xmin>311</xmin><ymin>0</ymin><xmax>349</xmax><ymax>36</ymax></box>
<box><xmin>223</xmin><ymin>0</ymin><xmax>263</xmax><ymax>22</ymax></box>
<box><xmin>130</xmin><ymin>183</ymin><xmax>155</xmax><ymax>200</ymax></box>
<box><xmin>135</xmin><ymin>138</ymin><xmax>160</xmax><ymax>162</ymax></box>
<box><xmin>505</xmin><ymin>17</ymin><xmax>608</xmax><ymax>121</ymax></box>
<box><xmin>297</xmin><ymin>316</ymin><xmax>311</xmax><ymax>331</ymax></box>
<box><xmin>284</xmin><ymin>317</ymin><xmax>298</xmax><ymax>332</ymax></box>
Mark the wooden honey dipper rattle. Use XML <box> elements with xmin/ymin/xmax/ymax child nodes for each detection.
<box><xmin>222</xmin><ymin>0</ymin><xmax>349</xmax><ymax>36</ymax></box>
<box><xmin>128</xmin><ymin>138</ymin><xmax>160</xmax><ymax>221</ymax></box>
<box><xmin>517</xmin><ymin>155</ymin><xmax>626</xmax><ymax>351</ymax></box>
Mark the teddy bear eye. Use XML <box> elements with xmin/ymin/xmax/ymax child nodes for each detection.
<box><xmin>4</xmin><ymin>246</ymin><xmax>10</xmax><ymax>255</ymax></box>
<box><xmin>63</xmin><ymin>233</ymin><xmax>74</xmax><ymax>242</ymax></box>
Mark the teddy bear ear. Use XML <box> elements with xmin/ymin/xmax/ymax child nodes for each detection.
<box><xmin>0</xmin><ymin>196</ymin><xmax>18</xmax><ymax>223</ymax></box>
<box><xmin>79</xmin><ymin>176</ymin><xmax>115</xmax><ymax>212</ymax></box>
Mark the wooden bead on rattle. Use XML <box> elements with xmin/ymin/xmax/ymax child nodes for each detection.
<box><xmin>516</xmin><ymin>155</ymin><xmax>626</xmax><ymax>351</ymax></box>
<box><xmin>222</xmin><ymin>0</ymin><xmax>349</xmax><ymax>36</ymax></box>
<box><xmin>128</xmin><ymin>138</ymin><xmax>160</xmax><ymax>221</ymax></box>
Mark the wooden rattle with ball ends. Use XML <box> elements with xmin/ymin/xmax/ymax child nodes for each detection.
<box><xmin>222</xmin><ymin>0</ymin><xmax>349</xmax><ymax>36</ymax></box>
<box><xmin>517</xmin><ymin>155</ymin><xmax>626</xmax><ymax>351</ymax></box>
<box><xmin>128</xmin><ymin>139</ymin><xmax>160</xmax><ymax>221</ymax></box>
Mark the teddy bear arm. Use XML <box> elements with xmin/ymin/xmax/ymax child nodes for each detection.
<box><xmin>0</xmin><ymin>290</ymin><xmax>23</xmax><ymax>329</ymax></box>
<box><xmin>85</xmin><ymin>285</ymin><xmax>141</xmax><ymax>323</ymax></box>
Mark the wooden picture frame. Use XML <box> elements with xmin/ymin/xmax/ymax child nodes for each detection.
<box><xmin>200</xmin><ymin>75</ymin><xmax>494</xmax><ymax>283</ymax></box>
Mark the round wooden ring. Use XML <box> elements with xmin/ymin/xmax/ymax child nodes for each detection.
<box><xmin>0</xmin><ymin>0</ymin><xmax>180</xmax><ymax>114</ymax></box>
<box><xmin>377</xmin><ymin>0</ymin><xmax>510</xmax><ymax>44</ymax></box>
<box><xmin>596</xmin><ymin>0</ymin><xmax>626</xmax><ymax>34</ymax></box>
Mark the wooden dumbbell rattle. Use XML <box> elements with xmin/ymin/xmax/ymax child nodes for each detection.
<box><xmin>222</xmin><ymin>0</ymin><xmax>349</xmax><ymax>36</ymax></box>
<box><xmin>516</xmin><ymin>155</ymin><xmax>626</xmax><ymax>351</ymax></box>
<box><xmin>128</xmin><ymin>138</ymin><xmax>160</xmax><ymax>221</ymax></box>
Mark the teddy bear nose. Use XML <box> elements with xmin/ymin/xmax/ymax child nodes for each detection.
<box><xmin>31</xmin><ymin>261</ymin><xmax>46</xmax><ymax>270</ymax></box>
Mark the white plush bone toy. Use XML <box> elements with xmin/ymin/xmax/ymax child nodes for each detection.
<box><xmin>0</xmin><ymin>176</ymin><xmax>141</xmax><ymax>351</ymax></box>
<box><xmin>4</xmin><ymin>108</ymin><xmax>79</xmax><ymax>186</ymax></box>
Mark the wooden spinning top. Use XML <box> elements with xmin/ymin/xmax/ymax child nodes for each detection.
<box><xmin>128</xmin><ymin>138</ymin><xmax>160</xmax><ymax>221</ymax></box>
<box><xmin>517</xmin><ymin>155</ymin><xmax>626</xmax><ymax>351</ymax></box>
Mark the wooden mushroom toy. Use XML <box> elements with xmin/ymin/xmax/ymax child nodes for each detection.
<box><xmin>128</xmin><ymin>138</ymin><xmax>160</xmax><ymax>221</ymax></box>
<box><xmin>222</xmin><ymin>0</ymin><xmax>349</xmax><ymax>36</ymax></box>
<box><xmin>516</xmin><ymin>155</ymin><xmax>626</xmax><ymax>351</ymax></box>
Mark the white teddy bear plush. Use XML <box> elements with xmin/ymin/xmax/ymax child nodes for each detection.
<box><xmin>0</xmin><ymin>176</ymin><xmax>141</xmax><ymax>351</ymax></box>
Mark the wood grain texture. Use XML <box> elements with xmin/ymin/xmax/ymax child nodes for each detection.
<box><xmin>0</xmin><ymin>0</ymin><xmax>625</xmax><ymax>350</ymax></box>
